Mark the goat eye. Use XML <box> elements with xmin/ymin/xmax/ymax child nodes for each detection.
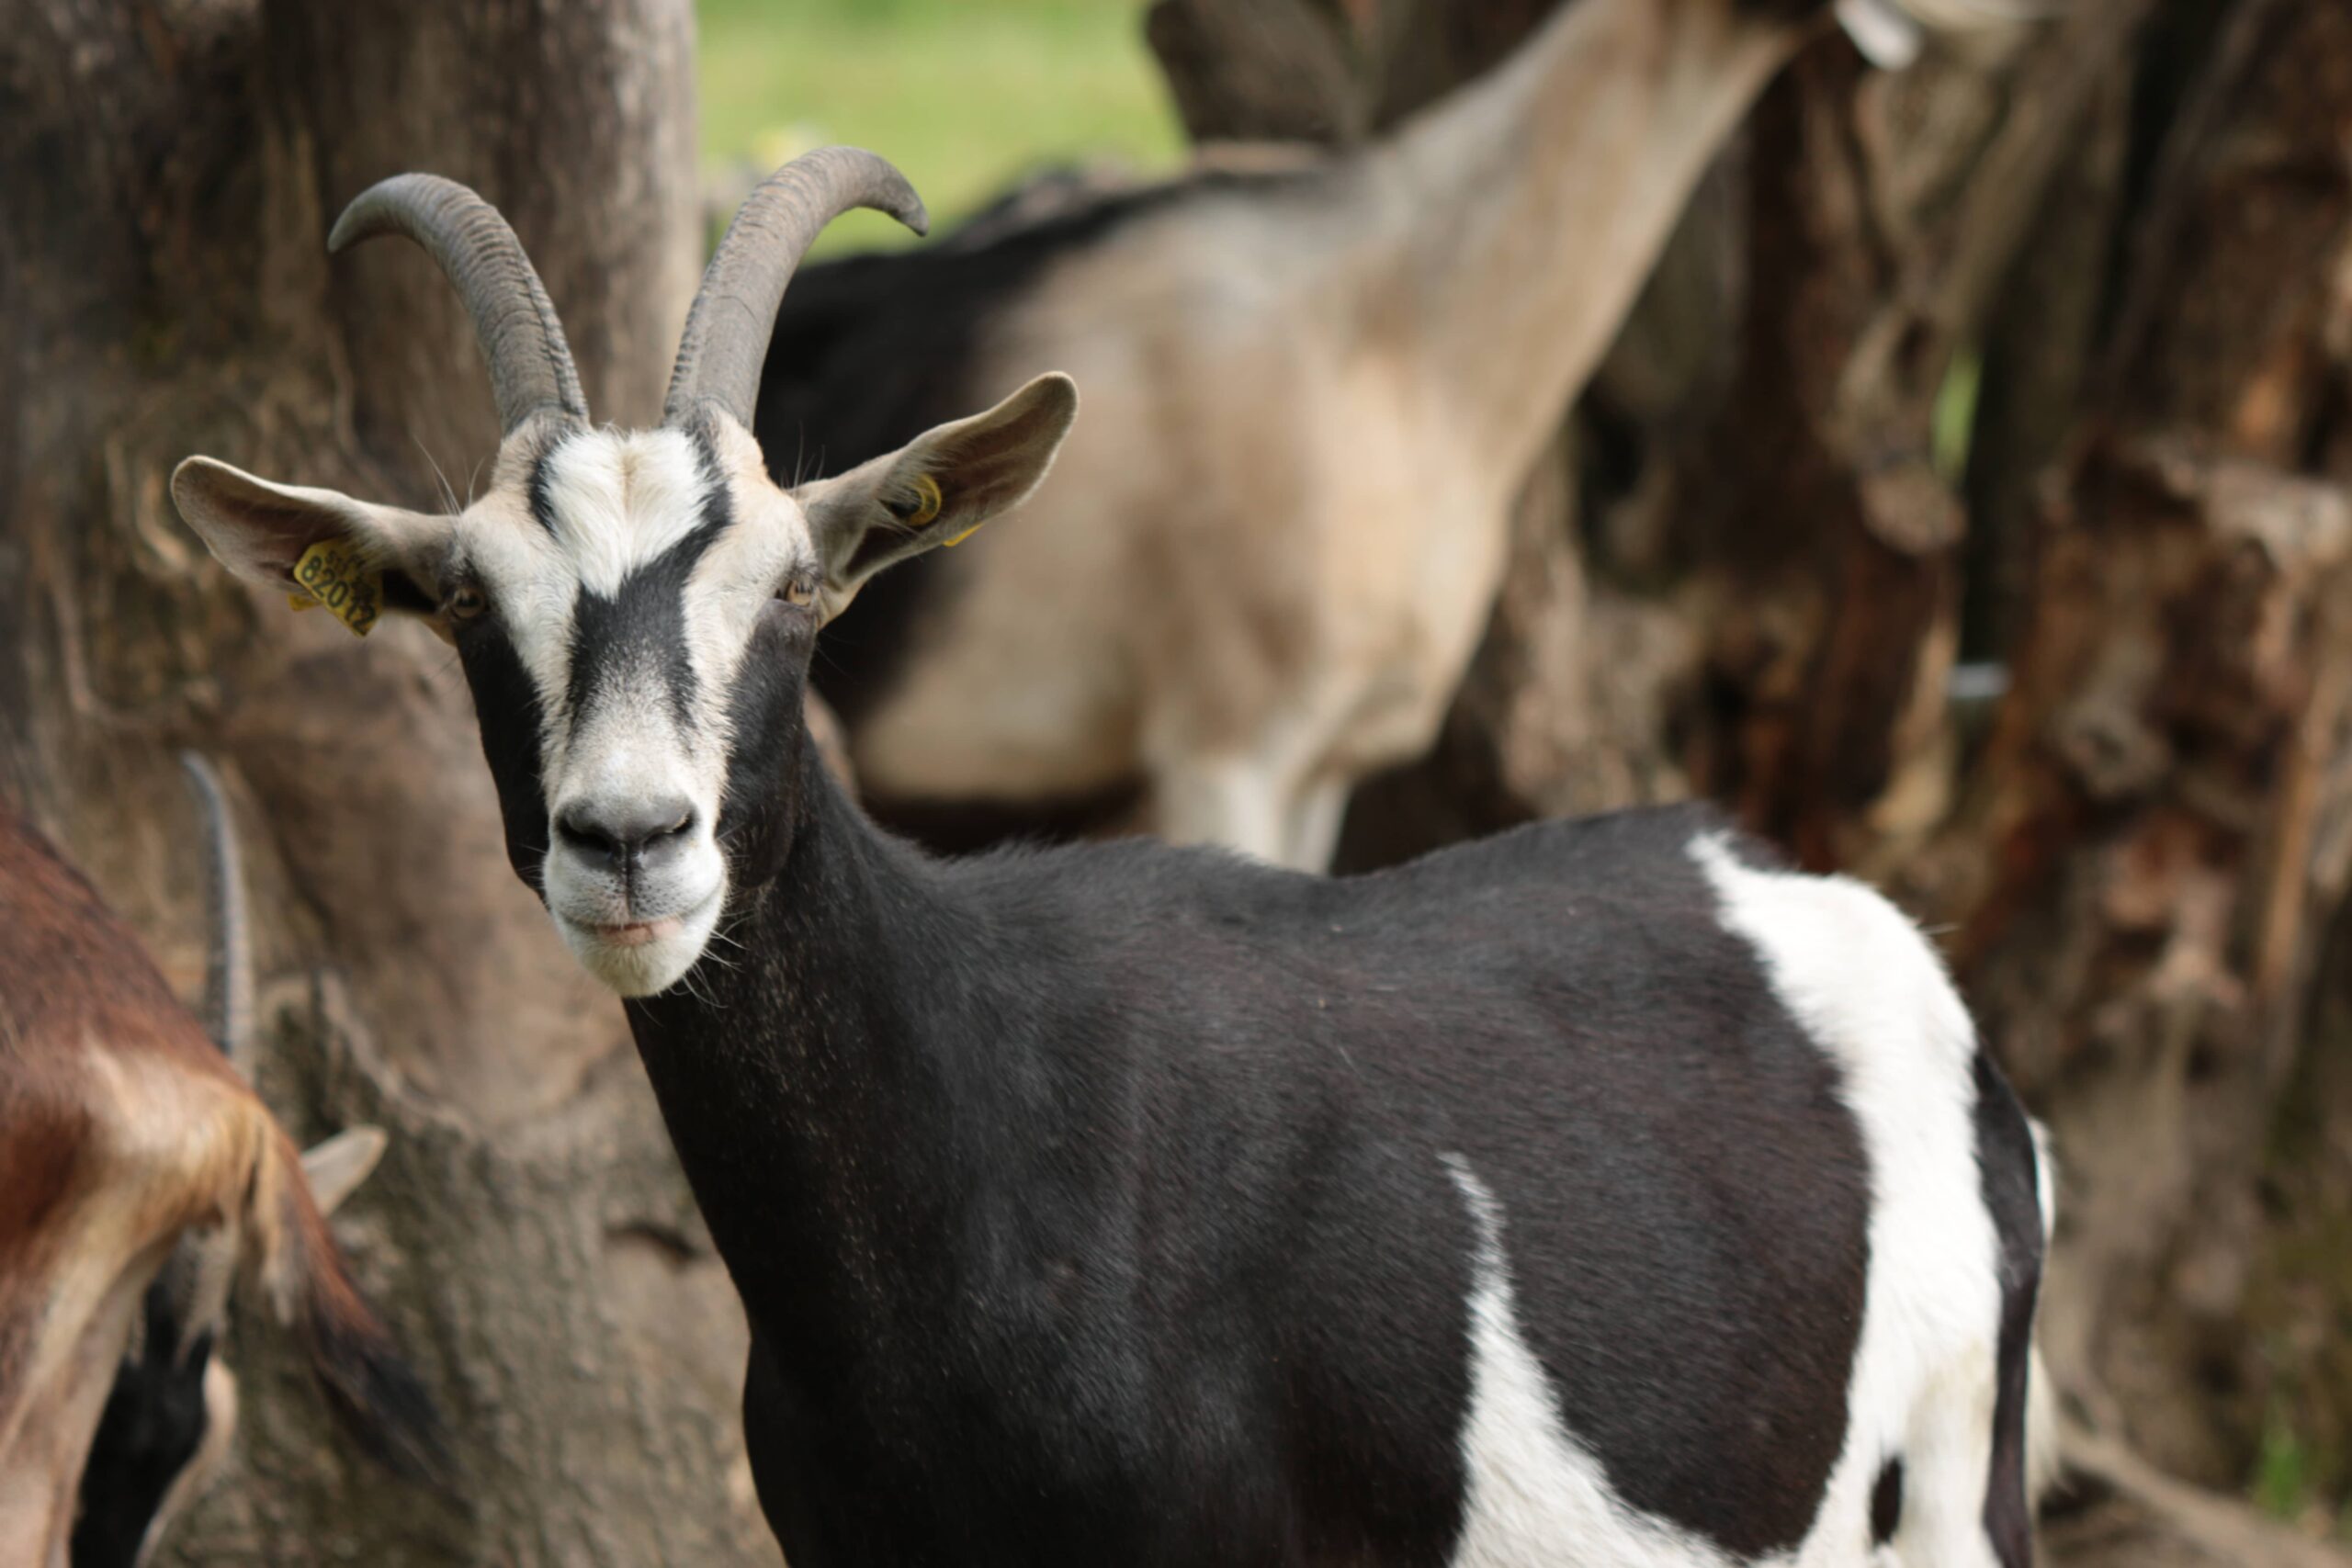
<box><xmin>447</xmin><ymin>585</ymin><xmax>489</xmax><ymax>620</ymax></box>
<box><xmin>778</xmin><ymin>579</ymin><xmax>815</xmax><ymax>607</ymax></box>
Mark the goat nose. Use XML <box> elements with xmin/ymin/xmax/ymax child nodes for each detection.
<box><xmin>555</xmin><ymin>797</ymin><xmax>696</xmax><ymax>870</ymax></box>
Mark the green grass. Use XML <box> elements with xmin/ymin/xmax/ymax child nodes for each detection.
<box><xmin>2256</xmin><ymin>1404</ymin><xmax>2316</xmax><ymax>1525</ymax></box>
<box><xmin>1931</xmin><ymin>346</ymin><xmax>1983</xmax><ymax>487</ymax></box>
<box><xmin>697</xmin><ymin>0</ymin><xmax>1184</xmax><ymax>253</ymax></box>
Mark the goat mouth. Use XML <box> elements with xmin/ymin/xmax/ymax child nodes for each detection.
<box><xmin>592</xmin><ymin>918</ymin><xmax>684</xmax><ymax>948</ymax></box>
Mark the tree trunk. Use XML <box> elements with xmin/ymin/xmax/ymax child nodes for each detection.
<box><xmin>1920</xmin><ymin>4</ymin><xmax>2352</xmax><ymax>1549</ymax></box>
<box><xmin>1</xmin><ymin>1</ymin><xmax>778</xmax><ymax>1562</ymax></box>
<box><xmin>1154</xmin><ymin>0</ymin><xmax>2352</xmax><ymax>1559</ymax></box>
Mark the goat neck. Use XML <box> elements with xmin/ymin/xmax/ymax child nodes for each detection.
<box><xmin>1364</xmin><ymin>0</ymin><xmax>1799</xmax><ymax>484</ymax></box>
<box><xmin>620</xmin><ymin>741</ymin><xmax>1004</xmax><ymax>1350</ymax></box>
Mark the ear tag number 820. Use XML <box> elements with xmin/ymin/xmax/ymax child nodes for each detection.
<box><xmin>289</xmin><ymin>540</ymin><xmax>383</xmax><ymax>637</ymax></box>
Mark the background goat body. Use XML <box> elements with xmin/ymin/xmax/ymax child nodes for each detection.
<box><xmin>762</xmin><ymin>0</ymin><xmax>2021</xmax><ymax>868</ymax></box>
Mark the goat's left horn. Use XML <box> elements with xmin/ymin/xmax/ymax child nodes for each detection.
<box><xmin>330</xmin><ymin>174</ymin><xmax>590</xmax><ymax>434</ymax></box>
<box><xmin>663</xmin><ymin>147</ymin><xmax>929</xmax><ymax>431</ymax></box>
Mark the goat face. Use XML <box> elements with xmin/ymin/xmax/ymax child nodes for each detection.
<box><xmin>169</xmin><ymin>160</ymin><xmax>1074</xmax><ymax>998</ymax></box>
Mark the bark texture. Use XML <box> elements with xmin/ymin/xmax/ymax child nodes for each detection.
<box><xmin>1</xmin><ymin>1</ymin><xmax>778</xmax><ymax>1562</ymax></box>
<box><xmin>1153</xmin><ymin>0</ymin><xmax>2352</xmax><ymax>1559</ymax></box>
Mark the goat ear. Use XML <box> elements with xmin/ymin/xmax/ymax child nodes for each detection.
<box><xmin>300</xmin><ymin>1126</ymin><xmax>390</xmax><ymax>1215</ymax></box>
<box><xmin>172</xmin><ymin>457</ymin><xmax>448</xmax><ymax>622</ymax></box>
<box><xmin>796</xmin><ymin>372</ymin><xmax>1078</xmax><ymax>599</ymax></box>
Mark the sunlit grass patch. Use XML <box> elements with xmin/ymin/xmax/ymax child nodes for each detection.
<box><xmin>697</xmin><ymin>0</ymin><xmax>1184</xmax><ymax>253</ymax></box>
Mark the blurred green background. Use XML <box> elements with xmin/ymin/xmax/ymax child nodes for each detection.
<box><xmin>697</xmin><ymin>0</ymin><xmax>1184</xmax><ymax>252</ymax></box>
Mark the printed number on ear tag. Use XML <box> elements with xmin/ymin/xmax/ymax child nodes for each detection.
<box><xmin>289</xmin><ymin>540</ymin><xmax>383</xmax><ymax>638</ymax></box>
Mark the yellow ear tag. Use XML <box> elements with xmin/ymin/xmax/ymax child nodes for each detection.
<box><xmin>905</xmin><ymin>473</ymin><xmax>988</xmax><ymax>547</ymax></box>
<box><xmin>905</xmin><ymin>473</ymin><xmax>944</xmax><ymax>527</ymax></box>
<box><xmin>289</xmin><ymin>539</ymin><xmax>383</xmax><ymax>638</ymax></box>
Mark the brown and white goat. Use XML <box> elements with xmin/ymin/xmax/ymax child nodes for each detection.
<box><xmin>0</xmin><ymin>763</ymin><xmax>440</xmax><ymax>1567</ymax></box>
<box><xmin>762</xmin><ymin>0</ymin><xmax>2029</xmax><ymax>867</ymax></box>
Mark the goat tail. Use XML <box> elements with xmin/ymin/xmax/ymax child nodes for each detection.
<box><xmin>248</xmin><ymin>1125</ymin><xmax>451</xmax><ymax>1489</ymax></box>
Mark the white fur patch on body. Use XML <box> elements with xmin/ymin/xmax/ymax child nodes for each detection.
<box><xmin>1440</xmin><ymin>839</ymin><xmax>2013</xmax><ymax>1567</ymax></box>
<box><xmin>1690</xmin><ymin>835</ymin><xmax>2007</xmax><ymax>1568</ymax></box>
<box><xmin>1443</xmin><ymin>1154</ymin><xmax>1741</xmax><ymax>1568</ymax></box>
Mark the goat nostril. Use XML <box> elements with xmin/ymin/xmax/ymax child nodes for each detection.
<box><xmin>556</xmin><ymin>799</ymin><xmax>697</xmax><ymax>864</ymax></box>
<box><xmin>556</xmin><ymin>806</ymin><xmax>617</xmax><ymax>857</ymax></box>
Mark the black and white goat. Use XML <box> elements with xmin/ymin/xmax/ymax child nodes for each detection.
<box><xmin>758</xmin><ymin>0</ymin><xmax>2032</xmax><ymax>868</ymax></box>
<box><xmin>173</xmin><ymin>152</ymin><xmax>2048</xmax><ymax>1565</ymax></box>
<box><xmin>0</xmin><ymin>761</ymin><xmax>440</xmax><ymax>1568</ymax></box>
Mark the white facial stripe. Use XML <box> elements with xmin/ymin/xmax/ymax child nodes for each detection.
<box><xmin>538</xmin><ymin>428</ymin><xmax>715</xmax><ymax>597</ymax></box>
<box><xmin>564</xmin><ymin>649</ymin><xmax>693</xmax><ymax>807</ymax></box>
<box><xmin>455</xmin><ymin>431</ymin><xmax>751</xmax><ymax>763</ymax></box>
<box><xmin>680</xmin><ymin>477</ymin><xmax>814</xmax><ymax>749</ymax></box>
<box><xmin>458</xmin><ymin>506</ymin><xmax>576</xmax><ymax>746</ymax></box>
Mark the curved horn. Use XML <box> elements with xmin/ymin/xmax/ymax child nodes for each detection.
<box><xmin>329</xmin><ymin>174</ymin><xmax>588</xmax><ymax>433</ymax></box>
<box><xmin>179</xmin><ymin>752</ymin><xmax>254</xmax><ymax>1076</ymax></box>
<box><xmin>664</xmin><ymin>147</ymin><xmax>929</xmax><ymax>430</ymax></box>
<box><xmin>175</xmin><ymin>751</ymin><xmax>255</xmax><ymax>1357</ymax></box>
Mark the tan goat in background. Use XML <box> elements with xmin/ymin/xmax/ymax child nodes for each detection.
<box><xmin>763</xmin><ymin>0</ymin><xmax>2029</xmax><ymax>867</ymax></box>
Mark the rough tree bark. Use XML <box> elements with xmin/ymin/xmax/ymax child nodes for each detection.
<box><xmin>1154</xmin><ymin>0</ymin><xmax>2352</xmax><ymax>1561</ymax></box>
<box><xmin>1</xmin><ymin>2</ymin><xmax>780</xmax><ymax>1562</ymax></box>
<box><xmin>1916</xmin><ymin>10</ymin><xmax>2352</xmax><ymax>1562</ymax></box>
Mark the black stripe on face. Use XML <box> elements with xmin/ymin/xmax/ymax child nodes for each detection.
<box><xmin>527</xmin><ymin>445</ymin><xmax>561</xmax><ymax>537</ymax></box>
<box><xmin>563</xmin><ymin>448</ymin><xmax>734</xmax><ymax>740</ymax></box>
<box><xmin>456</xmin><ymin>615</ymin><xmax>554</xmax><ymax>893</ymax></box>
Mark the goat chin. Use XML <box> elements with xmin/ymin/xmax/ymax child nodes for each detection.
<box><xmin>552</xmin><ymin>895</ymin><xmax>723</xmax><ymax>998</ymax></box>
<box><xmin>542</xmin><ymin>833</ymin><xmax>729</xmax><ymax>998</ymax></box>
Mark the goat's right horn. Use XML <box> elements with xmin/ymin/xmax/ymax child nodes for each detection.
<box><xmin>175</xmin><ymin>750</ymin><xmax>256</xmax><ymax>1357</ymax></box>
<box><xmin>664</xmin><ymin>147</ymin><xmax>929</xmax><ymax>432</ymax></box>
<box><xmin>178</xmin><ymin>752</ymin><xmax>254</xmax><ymax>1077</ymax></box>
<box><xmin>330</xmin><ymin>174</ymin><xmax>589</xmax><ymax>434</ymax></box>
